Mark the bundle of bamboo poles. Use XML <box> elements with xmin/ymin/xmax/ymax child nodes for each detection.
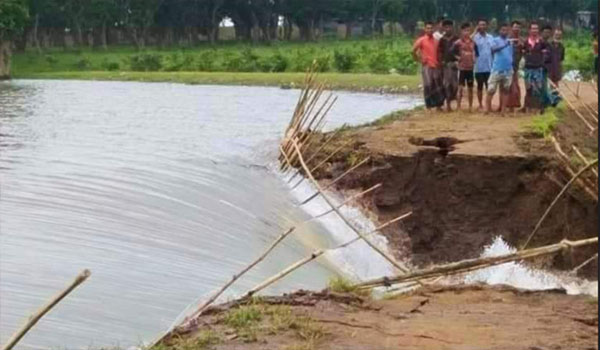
<box><xmin>545</xmin><ymin>80</ymin><xmax>598</xmax><ymax>201</ymax></box>
<box><xmin>279</xmin><ymin>62</ymin><xmax>337</xmax><ymax>173</ymax></box>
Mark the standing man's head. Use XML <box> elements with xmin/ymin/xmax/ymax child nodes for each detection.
<box><xmin>477</xmin><ymin>19</ymin><xmax>488</xmax><ymax>34</ymax></box>
<box><xmin>511</xmin><ymin>20</ymin><xmax>521</xmax><ymax>36</ymax></box>
<box><xmin>529</xmin><ymin>22</ymin><xmax>539</xmax><ymax>38</ymax></box>
<box><xmin>442</xmin><ymin>20</ymin><xmax>454</xmax><ymax>36</ymax></box>
<box><xmin>424</xmin><ymin>21</ymin><xmax>434</xmax><ymax>37</ymax></box>
<box><xmin>461</xmin><ymin>22</ymin><xmax>472</xmax><ymax>38</ymax></box>
<box><xmin>554</xmin><ymin>29</ymin><xmax>563</xmax><ymax>42</ymax></box>
<box><xmin>542</xmin><ymin>25</ymin><xmax>553</xmax><ymax>40</ymax></box>
<box><xmin>436</xmin><ymin>17</ymin><xmax>445</xmax><ymax>31</ymax></box>
<box><xmin>498</xmin><ymin>23</ymin><xmax>510</xmax><ymax>38</ymax></box>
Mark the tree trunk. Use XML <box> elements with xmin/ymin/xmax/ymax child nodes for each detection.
<box><xmin>345</xmin><ymin>22</ymin><xmax>352</xmax><ymax>39</ymax></box>
<box><xmin>101</xmin><ymin>22</ymin><xmax>107</xmax><ymax>49</ymax></box>
<box><xmin>15</xmin><ymin>27</ymin><xmax>29</xmax><ymax>52</ymax></box>
<box><xmin>33</xmin><ymin>14</ymin><xmax>41</xmax><ymax>53</ymax></box>
<box><xmin>0</xmin><ymin>39</ymin><xmax>12</xmax><ymax>79</ymax></box>
<box><xmin>74</xmin><ymin>22</ymin><xmax>83</xmax><ymax>47</ymax></box>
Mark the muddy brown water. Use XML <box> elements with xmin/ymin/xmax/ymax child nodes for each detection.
<box><xmin>0</xmin><ymin>80</ymin><xmax>421</xmax><ymax>349</ymax></box>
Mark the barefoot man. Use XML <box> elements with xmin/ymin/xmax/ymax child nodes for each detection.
<box><xmin>486</xmin><ymin>23</ymin><xmax>513</xmax><ymax>115</ymax></box>
<box><xmin>438</xmin><ymin>19</ymin><xmax>459</xmax><ymax>112</ymax></box>
<box><xmin>453</xmin><ymin>22</ymin><xmax>475</xmax><ymax>111</ymax></box>
<box><xmin>507</xmin><ymin>21</ymin><xmax>524</xmax><ymax>112</ymax></box>
<box><xmin>413</xmin><ymin>21</ymin><xmax>445</xmax><ymax>112</ymax></box>
<box><xmin>473</xmin><ymin>19</ymin><xmax>493</xmax><ymax>111</ymax></box>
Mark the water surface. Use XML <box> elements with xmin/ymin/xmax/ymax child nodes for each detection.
<box><xmin>0</xmin><ymin>80</ymin><xmax>420</xmax><ymax>348</ymax></box>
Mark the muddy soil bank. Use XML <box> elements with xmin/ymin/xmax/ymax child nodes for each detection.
<box><xmin>161</xmin><ymin>284</ymin><xmax>598</xmax><ymax>350</ymax></box>
<box><xmin>304</xmin><ymin>109</ymin><xmax>598</xmax><ymax>279</ymax></box>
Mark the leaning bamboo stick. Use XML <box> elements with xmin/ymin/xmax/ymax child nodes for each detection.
<box><xmin>355</xmin><ymin>237</ymin><xmax>598</xmax><ymax>289</ymax></box>
<box><xmin>246</xmin><ymin>211</ymin><xmax>413</xmax><ymax>297</ymax></box>
<box><xmin>570</xmin><ymin>253</ymin><xmax>598</xmax><ymax>274</ymax></box>
<box><xmin>2</xmin><ymin>269</ymin><xmax>91</xmax><ymax>350</ymax></box>
<box><xmin>311</xmin><ymin>183</ymin><xmax>382</xmax><ymax>219</ymax></box>
<box><xmin>300</xmin><ymin>157</ymin><xmax>371</xmax><ymax>205</ymax></box>
<box><xmin>522</xmin><ymin>159</ymin><xmax>598</xmax><ymax>249</ymax></box>
<box><xmin>559</xmin><ymin>82</ymin><xmax>598</xmax><ymax>122</ymax></box>
<box><xmin>286</xmin><ymin>126</ymin><xmax>343</xmax><ymax>183</ymax></box>
<box><xmin>549</xmin><ymin>136</ymin><xmax>598</xmax><ymax>200</ymax></box>
<box><xmin>291</xmin><ymin>139</ymin><xmax>412</xmax><ymax>275</ymax></box>
<box><xmin>247</xmin><ymin>251</ymin><xmax>325</xmax><ymax>297</ymax></box>
<box><xmin>290</xmin><ymin>140</ymin><xmax>353</xmax><ymax>190</ymax></box>
<box><xmin>190</xmin><ymin>227</ymin><xmax>296</xmax><ymax>318</ymax></box>
<box><xmin>549</xmin><ymin>81</ymin><xmax>596</xmax><ymax>131</ymax></box>
<box><xmin>572</xmin><ymin>145</ymin><xmax>598</xmax><ymax>177</ymax></box>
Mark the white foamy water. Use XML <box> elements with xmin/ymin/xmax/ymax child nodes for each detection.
<box><xmin>282</xmin><ymin>174</ymin><xmax>400</xmax><ymax>281</ymax></box>
<box><xmin>462</xmin><ymin>236</ymin><xmax>597</xmax><ymax>297</ymax></box>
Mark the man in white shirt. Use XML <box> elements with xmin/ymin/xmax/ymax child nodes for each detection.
<box><xmin>433</xmin><ymin>17</ymin><xmax>445</xmax><ymax>41</ymax></box>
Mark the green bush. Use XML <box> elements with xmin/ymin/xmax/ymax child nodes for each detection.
<box><xmin>289</xmin><ymin>49</ymin><xmax>314</xmax><ymax>72</ymax></box>
<box><xmin>195</xmin><ymin>50</ymin><xmax>217</xmax><ymax>71</ymax></box>
<box><xmin>75</xmin><ymin>56</ymin><xmax>91</xmax><ymax>70</ymax></box>
<box><xmin>129</xmin><ymin>52</ymin><xmax>163</xmax><ymax>71</ymax></box>
<box><xmin>333</xmin><ymin>49</ymin><xmax>356</xmax><ymax>72</ymax></box>
<box><xmin>45</xmin><ymin>54</ymin><xmax>58</xmax><ymax>65</ymax></box>
<box><xmin>368</xmin><ymin>50</ymin><xmax>391</xmax><ymax>73</ymax></box>
<box><xmin>162</xmin><ymin>52</ymin><xmax>194</xmax><ymax>71</ymax></box>
<box><xmin>258</xmin><ymin>52</ymin><xmax>288</xmax><ymax>72</ymax></box>
<box><xmin>101</xmin><ymin>58</ymin><xmax>120</xmax><ymax>71</ymax></box>
<box><xmin>224</xmin><ymin>48</ymin><xmax>260</xmax><ymax>72</ymax></box>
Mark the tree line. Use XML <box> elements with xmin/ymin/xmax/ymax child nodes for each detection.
<box><xmin>3</xmin><ymin>0</ymin><xmax>598</xmax><ymax>51</ymax></box>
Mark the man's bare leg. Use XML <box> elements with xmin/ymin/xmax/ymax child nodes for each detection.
<box><xmin>457</xmin><ymin>86</ymin><xmax>463</xmax><ymax>110</ymax></box>
<box><xmin>477</xmin><ymin>88</ymin><xmax>484</xmax><ymax>110</ymax></box>
<box><xmin>467</xmin><ymin>87</ymin><xmax>474</xmax><ymax>112</ymax></box>
<box><xmin>485</xmin><ymin>91</ymin><xmax>494</xmax><ymax>115</ymax></box>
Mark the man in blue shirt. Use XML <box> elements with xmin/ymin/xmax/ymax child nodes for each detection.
<box><xmin>485</xmin><ymin>23</ymin><xmax>514</xmax><ymax>114</ymax></box>
<box><xmin>473</xmin><ymin>19</ymin><xmax>493</xmax><ymax>110</ymax></box>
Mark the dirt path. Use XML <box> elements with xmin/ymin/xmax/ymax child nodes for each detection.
<box><xmin>162</xmin><ymin>285</ymin><xmax>598</xmax><ymax>350</ymax></box>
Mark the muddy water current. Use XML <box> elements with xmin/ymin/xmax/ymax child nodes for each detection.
<box><xmin>0</xmin><ymin>80</ymin><xmax>420</xmax><ymax>349</ymax></box>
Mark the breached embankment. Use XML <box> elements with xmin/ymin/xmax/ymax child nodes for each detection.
<box><xmin>304</xmin><ymin>107</ymin><xmax>598</xmax><ymax>280</ymax></box>
<box><xmin>154</xmin><ymin>87</ymin><xmax>598</xmax><ymax>349</ymax></box>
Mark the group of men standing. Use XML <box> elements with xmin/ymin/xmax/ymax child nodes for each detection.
<box><xmin>412</xmin><ymin>18</ymin><xmax>566</xmax><ymax>115</ymax></box>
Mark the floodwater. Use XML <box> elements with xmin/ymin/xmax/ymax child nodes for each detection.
<box><xmin>0</xmin><ymin>80</ymin><xmax>420</xmax><ymax>349</ymax></box>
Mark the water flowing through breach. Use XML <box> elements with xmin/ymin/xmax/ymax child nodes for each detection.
<box><xmin>0</xmin><ymin>80</ymin><xmax>420</xmax><ymax>349</ymax></box>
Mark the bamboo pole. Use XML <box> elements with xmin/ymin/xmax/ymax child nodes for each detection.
<box><xmin>570</xmin><ymin>253</ymin><xmax>598</xmax><ymax>274</ymax></box>
<box><xmin>290</xmin><ymin>140</ymin><xmax>353</xmax><ymax>190</ymax></box>
<box><xmin>246</xmin><ymin>211</ymin><xmax>413</xmax><ymax>297</ymax></box>
<box><xmin>311</xmin><ymin>183</ymin><xmax>382</xmax><ymax>219</ymax></box>
<box><xmin>190</xmin><ymin>227</ymin><xmax>296</xmax><ymax>318</ymax></box>
<box><xmin>2</xmin><ymin>269</ymin><xmax>91</xmax><ymax>350</ymax></box>
<box><xmin>559</xmin><ymin>82</ymin><xmax>598</xmax><ymax>122</ymax></box>
<box><xmin>291</xmin><ymin>139</ymin><xmax>412</xmax><ymax>275</ymax></box>
<box><xmin>246</xmin><ymin>251</ymin><xmax>325</xmax><ymax>297</ymax></box>
<box><xmin>549</xmin><ymin>136</ymin><xmax>598</xmax><ymax>200</ymax></box>
<box><xmin>354</xmin><ymin>237</ymin><xmax>598</xmax><ymax>289</ymax></box>
<box><xmin>286</xmin><ymin>127</ymin><xmax>338</xmax><ymax>183</ymax></box>
<box><xmin>572</xmin><ymin>145</ymin><xmax>599</xmax><ymax>177</ymax></box>
<box><xmin>300</xmin><ymin>157</ymin><xmax>371</xmax><ymax>205</ymax></box>
<box><xmin>522</xmin><ymin>159</ymin><xmax>598</xmax><ymax>249</ymax></box>
<box><xmin>549</xmin><ymin>81</ymin><xmax>596</xmax><ymax>131</ymax></box>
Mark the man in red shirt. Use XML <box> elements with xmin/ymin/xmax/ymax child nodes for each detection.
<box><xmin>413</xmin><ymin>21</ymin><xmax>445</xmax><ymax>111</ymax></box>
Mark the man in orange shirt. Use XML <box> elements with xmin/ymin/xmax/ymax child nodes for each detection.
<box><xmin>413</xmin><ymin>21</ymin><xmax>445</xmax><ymax>111</ymax></box>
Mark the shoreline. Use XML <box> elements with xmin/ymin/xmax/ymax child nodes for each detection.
<box><xmin>9</xmin><ymin>71</ymin><xmax>422</xmax><ymax>94</ymax></box>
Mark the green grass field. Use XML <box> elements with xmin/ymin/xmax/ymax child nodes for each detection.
<box><xmin>11</xmin><ymin>34</ymin><xmax>595</xmax><ymax>91</ymax></box>
<box><xmin>18</xmin><ymin>70</ymin><xmax>421</xmax><ymax>92</ymax></box>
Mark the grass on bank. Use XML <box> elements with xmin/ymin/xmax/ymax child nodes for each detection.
<box><xmin>15</xmin><ymin>70</ymin><xmax>422</xmax><ymax>92</ymax></box>
<box><xmin>525</xmin><ymin>102</ymin><xmax>568</xmax><ymax>138</ymax></box>
<box><xmin>155</xmin><ymin>302</ymin><xmax>326</xmax><ymax>350</ymax></box>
